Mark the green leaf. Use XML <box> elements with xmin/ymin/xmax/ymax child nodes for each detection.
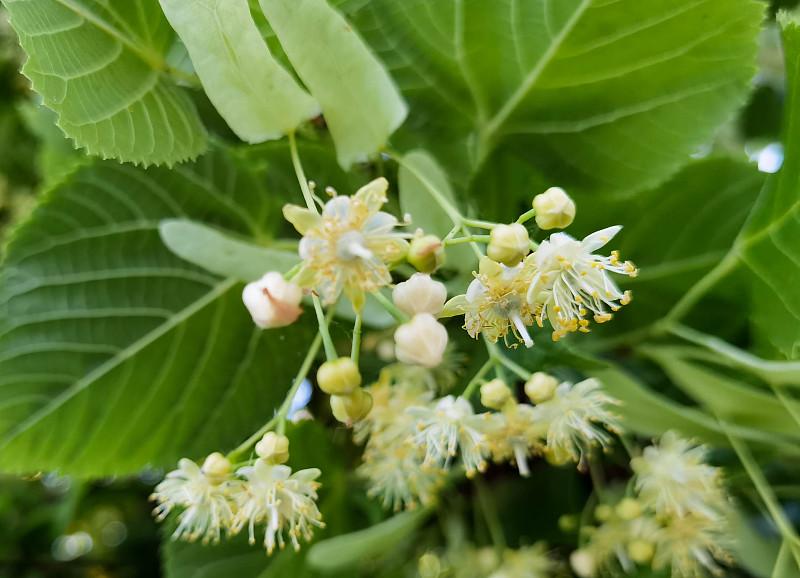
<box><xmin>305</xmin><ymin>507</ymin><xmax>432</xmax><ymax>572</ymax></box>
<box><xmin>158</xmin><ymin>0</ymin><xmax>320</xmax><ymax>143</ymax></box>
<box><xmin>0</xmin><ymin>148</ymin><xmax>317</xmax><ymax>476</ymax></box>
<box><xmin>4</xmin><ymin>0</ymin><xmax>207</xmax><ymax>166</ymax></box>
<box><xmin>259</xmin><ymin>0</ymin><xmax>408</xmax><ymax>168</ymax></box>
<box><xmin>159</xmin><ymin>220</ymin><xmax>300</xmax><ymax>282</ymax></box>
<box><xmin>736</xmin><ymin>14</ymin><xmax>800</xmax><ymax>359</ymax></box>
<box><xmin>641</xmin><ymin>345</ymin><xmax>800</xmax><ymax>440</ymax></box>
<box><xmin>342</xmin><ymin>0</ymin><xmax>762</xmax><ymax>192</ymax></box>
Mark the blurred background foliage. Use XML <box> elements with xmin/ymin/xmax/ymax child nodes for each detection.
<box><xmin>0</xmin><ymin>0</ymin><xmax>797</xmax><ymax>576</ymax></box>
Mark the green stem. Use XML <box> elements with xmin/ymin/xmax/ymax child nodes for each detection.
<box><xmin>473</xmin><ymin>475</ymin><xmax>507</xmax><ymax>557</ymax></box>
<box><xmin>351</xmin><ymin>310</ymin><xmax>363</xmax><ymax>365</ymax></box>
<box><xmin>462</xmin><ymin>359</ymin><xmax>495</xmax><ymax>399</ymax></box>
<box><xmin>227</xmin><ymin>331</ymin><xmax>323</xmax><ymax>461</ymax></box>
<box><xmin>662</xmin><ymin>250</ymin><xmax>740</xmax><ymax>325</ymax></box>
<box><xmin>444</xmin><ymin>234</ymin><xmax>491</xmax><ymax>246</ymax></box>
<box><xmin>516</xmin><ymin>208</ymin><xmax>537</xmax><ymax>225</ymax></box>
<box><xmin>283</xmin><ymin>262</ymin><xmax>303</xmax><ymax>280</ymax></box>
<box><xmin>312</xmin><ymin>293</ymin><xmax>338</xmax><ymax>361</ymax></box>
<box><xmin>497</xmin><ymin>355</ymin><xmax>531</xmax><ymax>380</ymax></box>
<box><xmin>462</xmin><ymin>218</ymin><xmax>498</xmax><ymax>230</ymax></box>
<box><xmin>370</xmin><ymin>290</ymin><xmax>409</xmax><ymax>323</ymax></box>
<box><xmin>288</xmin><ymin>131</ymin><xmax>319</xmax><ymax>214</ymax></box>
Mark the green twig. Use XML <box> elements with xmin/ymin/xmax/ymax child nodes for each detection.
<box><xmin>370</xmin><ymin>290</ymin><xmax>409</xmax><ymax>323</ymax></box>
<box><xmin>351</xmin><ymin>310</ymin><xmax>363</xmax><ymax>365</ymax></box>
<box><xmin>312</xmin><ymin>293</ymin><xmax>338</xmax><ymax>361</ymax></box>
<box><xmin>462</xmin><ymin>359</ymin><xmax>495</xmax><ymax>399</ymax></box>
<box><xmin>473</xmin><ymin>475</ymin><xmax>507</xmax><ymax>557</ymax></box>
<box><xmin>288</xmin><ymin>131</ymin><xmax>319</xmax><ymax>214</ymax></box>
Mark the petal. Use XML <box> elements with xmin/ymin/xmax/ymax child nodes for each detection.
<box><xmin>466</xmin><ymin>278</ymin><xmax>487</xmax><ymax>303</ymax></box>
<box><xmin>354</xmin><ymin>177</ymin><xmax>389</xmax><ymax>212</ymax></box>
<box><xmin>363</xmin><ymin>210</ymin><xmax>398</xmax><ymax>234</ymax></box>
<box><xmin>581</xmin><ymin>226</ymin><xmax>622</xmax><ymax>252</ymax></box>
<box><xmin>323</xmin><ymin>195</ymin><xmax>352</xmax><ymax>220</ymax></box>
<box><xmin>441</xmin><ymin>294</ymin><xmax>468</xmax><ymax>317</ymax></box>
<box><xmin>283</xmin><ymin>204</ymin><xmax>322</xmax><ymax>235</ymax></box>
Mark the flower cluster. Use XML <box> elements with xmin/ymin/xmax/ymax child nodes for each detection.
<box><xmin>572</xmin><ymin>432</ymin><xmax>733</xmax><ymax>577</ymax></box>
<box><xmin>151</xmin><ymin>439</ymin><xmax>324</xmax><ymax>555</ymax></box>
<box><xmin>419</xmin><ymin>542</ymin><xmax>560</xmax><ymax>578</ymax></box>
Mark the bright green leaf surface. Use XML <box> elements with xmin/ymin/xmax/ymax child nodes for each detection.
<box><xmin>259</xmin><ymin>0</ymin><xmax>408</xmax><ymax>168</ymax></box>
<box><xmin>342</xmin><ymin>0</ymin><xmax>762</xmax><ymax>192</ymax></box>
<box><xmin>159</xmin><ymin>219</ymin><xmax>300</xmax><ymax>281</ymax></box>
<box><xmin>5</xmin><ymin>0</ymin><xmax>207</xmax><ymax>166</ymax></box>
<box><xmin>738</xmin><ymin>14</ymin><xmax>800</xmax><ymax>359</ymax></box>
<box><xmin>0</xmin><ymin>149</ymin><xmax>315</xmax><ymax>476</ymax></box>
<box><xmin>158</xmin><ymin>0</ymin><xmax>320</xmax><ymax>143</ymax></box>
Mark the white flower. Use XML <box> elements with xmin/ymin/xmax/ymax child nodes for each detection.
<box><xmin>630</xmin><ymin>431</ymin><xmax>727</xmax><ymax>519</ymax></box>
<box><xmin>488</xmin><ymin>543</ymin><xmax>556</xmax><ymax>578</ymax></box>
<box><xmin>284</xmin><ymin>178</ymin><xmax>409</xmax><ymax>308</ymax></box>
<box><xmin>232</xmin><ymin>459</ymin><xmax>324</xmax><ymax>554</ymax></box>
<box><xmin>242</xmin><ymin>272</ymin><xmax>303</xmax><ymax>328</ymax></box>
<box><xmin>652</xmin><ymin>514</ymin><xmax>731</xmax><ymax>577</ymax></box>
<box><xmin>527</xmin><ymin>226</ymin><xmax>637</xmax><ymax>341</ymax></box>
<box><xmin>532</xmin><ymin>379</ymin><xmax>621</xmax><ymax>464</ymax></box>
<box><xmin>447</xmin><ymin>257</ymin><xmax>536</xmax><ymax>348</ymax></box>
<box><xmin>150</xmin><ymin>454</ymin><xmax>239</xmax><ymax>544</ymax></box>
<box><xmin>394</xmin><ymin>313</ymin><xmax>448</xmax><ymax>368</ymax></box>
<box><xmin>407</xmin><ymin>396</ymin><xmax>502</xmax><ymax>476</ymax></box>
<box><xmin>486</xmin><ymin>403</ymin><xmax>546</xmax><ymax>477</ymax></box>
<box><xmin>392</xmin><ymin>273</ymin><xmax>447</xmax><ymax>317</ymax></box>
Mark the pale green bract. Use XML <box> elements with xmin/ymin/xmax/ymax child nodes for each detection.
<box><xmin>158</xmin><ymin>0</ymin><xmax>320</xmax><ymax>143</ymax></box>
<box><xmin>259</xmin><ymin>0</ymin><xmax>408</xmax><ymax>168</ymax></box>
<box><xmin>4</xmin><ymin>0</ymin><xmax>207</xmax><ymax>166</ymax></box>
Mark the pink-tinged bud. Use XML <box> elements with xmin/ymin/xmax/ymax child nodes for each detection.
<box><xmin>394</xmin><ymin>313</ymin><xmax>448</xmax><ymax>367</ymax></box>
<box><xmin>242</xmin><ymin>272</ymin><xmax>303</xmax><ymax>328</ymax></box>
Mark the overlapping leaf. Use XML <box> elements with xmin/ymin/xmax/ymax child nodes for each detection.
<box><xmin>0</xmin><ymin>147</ymin><xmax>320</xmax><ymax>476</ymax></box>
<box><xmin>341</xmin><ymin>0</ymin><xmax>762</xmax><ymax>193</ymax></box>
<box><xmin>5</xmin><ymin>0</ymin><xmax>206</xmax><ymax>165</ymax></box>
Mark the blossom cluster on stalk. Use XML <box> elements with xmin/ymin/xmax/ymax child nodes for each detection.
<box><xmin>571</xmin><ymin>432</ymin><xmax>733</xmax><ymax>578</ymax></box>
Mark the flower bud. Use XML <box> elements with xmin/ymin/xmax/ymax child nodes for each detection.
<box><xmin>533</xmin><ymin>187</ymin><xmax>575</xmax><ymax>230</ymax></box>
<box><xmin>524</xmin><ymin>372</ymin><xmax>559</xmax><ymax>403</ymax></box>
<box><xmin>201</xmin><ymin>452</ymin><xmax>231</xmax><ymax>485</ymax></box>
<box><xmin>331</xmin><ymin>388</ymin><xmax>373</xmax><ymax>424</ymax></box>
<box><xmin>408</xmin><ymin>234</ymin><xmax>445</xmax><ymax>273</ymax></box>
<box><xmin>480</xmin><ymin>378</ymin><xmax>512</xmax><ymax>409</ymax></box>
<box><xmin>570</xmin><ymin>549</ymin><xmax>596</xmax><ymax>578</ymax></box>
<box><xmin>393</xmin><ymin>273</ymin><xmax>448</xmax><ymax>318</ymax></box>
<box><xmin>394</xmin><ymin>313</ymin><xmax>448</xmax><ymax>367</ymax></box>
<box><xmin>615</xmin><ymin>497</ymin><xmax>643</xmax><ymax>520</ymax></box>
<box><xmin>242</xmin><ymin>272</ymin><xmax>303</xmax><ymax>328</ymax></box>
<box><xmin>627</xmin><ymin>540</ymin><xmax>655</xmax><ymax>564</ymax></box>
<box><xmin>418</xmin><ymin>553</ymin><xmax>441</xmax><ymax>578</ymax></box>
<box><xmin>317</xmin><ymin>357</ymin><xmax>362</xmax><ymax>395</ymax></box>
<box><xmin>558</xmin><ymin>514</ymin><xmax>579</xmax><ymax>533</ymax></box>
<box><xmin>486</xmin><ymin>223</ymin><xmax>530</xmax><ymax>266</ymax></box>
<box><xmin>594</xmin><ymin>504</ymin><xmax>613</xmax><ymax>522</ymax></box>
<box><xmin>255</xmin><ymin>432</ymin><xmax>290</xmax><ymax>464</ymax></box>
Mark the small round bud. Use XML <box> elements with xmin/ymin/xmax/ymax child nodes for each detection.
<box><xmin>480</xmin><ymin>378</ymin><xmax>512</xmax><ymax>410</ymax></box>
<box><xmin>594</xmin><ymin>504</ymin><xmax>613</xmax><ymax>522</ymax></box>
<box><xmin>408</xmin><ymin>235</ymin><xmax>445</xmax><ymax>273</ymax></box>
<box><xmin>255</xmin><ymin>432</ymin><xmax>290</xmax><ymax>464</ymax></box>
<box><xmin>394</xmin><ymin>313</ymin><xmax>448</xmax><ymax>367</ymax></box>
<box><xmin>331</xmin><ymin>388</ymin><xmax>373</xmax><ymax>424</ymax></box>
<box><xmin>201</xmin><ymin>452</ymin><xmax>231</xmax><ymax>485</ymax></box>
<box><xmin>524</xmin><ymin>372</ymin><xmax>559</xmax><ymax>403</ymax></box>
<box><xmin>558</xmin><ymin>514</ymin><xmax>579</xmax><ymax>533</ymax></box>
<box><xmin>570</xmin><ymin>549</ymin><xmax>596</xmax><ymax>578</ymax></box>
<box><xmin>486</xmin><ymin>223</ymin><xmax>530</xmax><ymax>266</ymax></box>
<box><xmin>393</xmin><ymin>273</ymin><xmax>448</xmax><ymax>318</ymax></box>
<box><xmin>418</xmin><ymin>553</ymin><xmax>441</xmax><ymax>578</ymax></box>
<box><xmin>615</xmin><ymin>497</ymin><xmax>643</xmax><ymax>520</ymax></box>
<box><xmin>533</xmin><ymin>187</ymin><xmax>576</xmax><ymax>230</ymax></box>
<box><xmin>242</xmin><ymin>272</ymin><xmax>303</xmax><ymax>328</ymax></box>
<box><xmin>317</xmin><ymin>357</ymin><xmax>362</xmax><ymax>395</ymax></box>
<box><xmin>627</xmin><ymin>540</ymin><xmax>655</xmax><ymax>564</ymax></box>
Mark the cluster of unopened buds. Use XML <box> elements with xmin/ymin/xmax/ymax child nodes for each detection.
<box><xmin>152</xmin><ymin>171</ymin><xmax>645</xmax><ymax>560</ymax></box>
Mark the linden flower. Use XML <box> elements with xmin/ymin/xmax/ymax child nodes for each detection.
<box><xmin>446</xmin><ymin>256</ymin><xmax>537</xmax><ymax>348</ymax></box>
<box><xmin>232</xmin><ymin>459</ymin><xmax>324</xmax><ymax>554</ymax></box>
<box><xmin>630</xmin><ymin>431</ymin><xmax>727</xmax><ymax>519</ymax></box>
<box><xmin>488</xmin><ymin>543</ymin><xmax>557</xmax><ymax>578</ymax></box>
<box><xmin>283</xmin><ymin>177</ymin><xmax>409</xmax><ymax>308</ymax></box>
<box><xmin>526</xmin><ymin>226</ymin><xmax>637</xmax><ymax>341</ymax></box>
<box><xmin>652</xmin><ymin>514</ymin><xmax>732</xmax><ymax>577</ymax></box>
<box><xmin>407</xmin><ymin>395</ymin><xmax>502</xmax><ymax>476</ymax></box>
<box><xmin>486</xmin><ymin>403</ymin><xmax>547</xmax><ymax>477</ymax></box>
<box><xmin>150</xmin><ymin>454</ymin><xmax>239</xmax><ymax>544</ymax></box>
<box><xmin>531</xmin><ymin>379</ymin><xmax>622</xmax><ymax>464</ymax></box>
